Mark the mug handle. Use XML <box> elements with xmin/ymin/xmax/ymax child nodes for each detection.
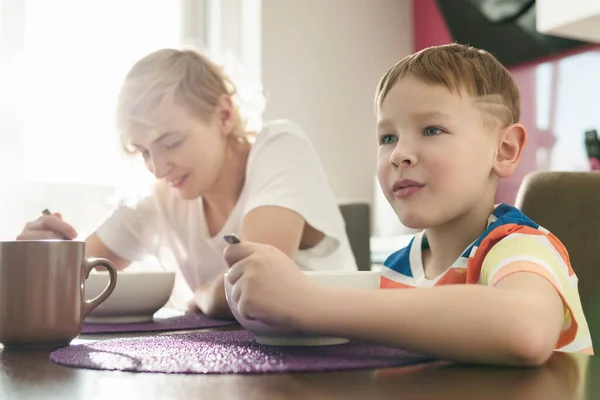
<box><xmin>82</xmin><ymin>258</ymin><xmax>118</xmax><ymax>318</ymax></box>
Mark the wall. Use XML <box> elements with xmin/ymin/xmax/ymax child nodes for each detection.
<box><xmin>413</xmin><ymin>0</ymin><xmax>451</xmax><ymax>49</ymax></box>
<box><xmin>260</xmin><ymin>0</ymin><xmax>413</xmax><ymax>205</ymax></box>
<box><xmin>0</xmin><ymin>1</ymin><xmax>185</xmax><ymax>241</ymax></box>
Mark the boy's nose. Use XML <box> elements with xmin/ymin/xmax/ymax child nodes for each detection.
<box><xmin>390</xmin><ymin>146</ymin><xmax>417</xmax><ymax>168</ymax></box>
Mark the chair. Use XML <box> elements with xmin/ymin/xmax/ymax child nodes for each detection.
<box><xmin>515</xmin><ymin>171</ymin><xmax>600</xmax><ymax>347</ymax></box>
<box><xmin>339</xmin><ymin>203</ymin><xmax>372</xmax><ymax>271</ymax></box>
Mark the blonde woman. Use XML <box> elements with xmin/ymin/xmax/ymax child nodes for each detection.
<box><xmin>18</xmin><ymin>49</ymin><xmax>358</xmax><ymax>318</ymax></box>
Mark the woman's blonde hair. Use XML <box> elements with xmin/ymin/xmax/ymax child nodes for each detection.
<box><xmin>117</xmin><ymin>48</ymin><xmax>253</xmax><ymax>152</ymax></box>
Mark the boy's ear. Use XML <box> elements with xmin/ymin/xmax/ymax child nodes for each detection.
<box><xmin>493</xmin><ymin>123</ymin><xmax>527</xmax><ymax>178</ymax></box>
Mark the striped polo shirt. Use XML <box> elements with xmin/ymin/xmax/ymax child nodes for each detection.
<box><xmin>381</xmin><ymin>203</ymin><xmax>593</xmax><ymax>355</ymax></box>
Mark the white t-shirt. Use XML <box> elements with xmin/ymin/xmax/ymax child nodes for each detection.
<box><xmin>96</xmin><ymin>120</ymin><xmax>358</xmax><ymax>301</ymax></box>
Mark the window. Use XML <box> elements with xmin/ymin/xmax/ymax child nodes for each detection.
<box><xmin>18</xmin><ymin>0</ymin><xmax>182</xmax><ymax>186</ymax></box>
<box><xmin>0</xmin><ymin>0</ymin><xmax>185</xmax><ymax>239</ymax></box>
<box><xmin>543</xmin><ymin>51</ymin><xmax>600</xmax><ymax>171</ymax></box>
<box><xmin>0</xmin><ymin>0</ymin><xmax>263</xmax><ymax>242</ymax></box>
<box><xmin>204</xmin><ymin>0</ymin><xmax>263</xmax><ymax>132</ymax></box>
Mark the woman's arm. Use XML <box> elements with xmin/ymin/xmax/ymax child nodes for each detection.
<box><xmin>240</xmin><ymin>206</ymin><xmax>307</xmax><ymax>257</ymax></box>
<box><xmin>195</xmin><ymin>123</ymin><xmax>344</xmax><ymax>318</ymax></box>
<box><xmin>86</xmin><ymin>196</ymin><xmax>160</xmax><ymax>272</ymax></box>
<box><xmin>193</xmin><ymin>206</ymin><xmax>306</xmax><ymax>318</ymax></box>
<box><xmin>17</xmin><ymin>213</ymin><xmax>133</xmax><ymax>271</ymax></box>
<box><xmin>85</xmin><ymin>233</ymin><xmax>133</xmax><ymax>271</ymax></box>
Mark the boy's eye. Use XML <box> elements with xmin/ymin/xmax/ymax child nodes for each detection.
<box><xmin>423</xmin><ymin>127</ymin><xmax>443</xmax><ymax>136</ymax></box>
<box><xmin>380</xmin><ymin>134</ymin><xmax>398</xmax><ymax>145</ymax></box>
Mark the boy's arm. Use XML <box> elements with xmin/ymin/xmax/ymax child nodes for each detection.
<box><xmin>303</xmin><ymin>270</ymin><xmax>564</xmax><ymax>366</ymax></box>
<box><xmin>224</xmin><ymin>242</ymin><xmax>565</xmax><ymax>366</ymax></box>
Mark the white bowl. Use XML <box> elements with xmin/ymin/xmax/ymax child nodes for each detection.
<box><xmin>84</xmin><ymin>270</ymin><xmax>176</xmax><ymax>323</ymax></box>
<box><xmin>225</xmin><ymin>270</ymin><xmax>380</xmax><ymax>346</ymax></box>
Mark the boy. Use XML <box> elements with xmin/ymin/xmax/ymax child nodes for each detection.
<box><xmin>223</xmin><ymin>44</ymin><xmax>592</xmax><ymax>366</ymax></box>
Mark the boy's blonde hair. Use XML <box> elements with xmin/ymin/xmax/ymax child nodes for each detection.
<box><xmin>375</xmin><ymin>43</ymin><xmax>521</xmax><ymax>128</ymax></box>
<box><xmin>117</xmin><ymin>49</ymin><xmax>249</xmax><ymax>152</ymax></box>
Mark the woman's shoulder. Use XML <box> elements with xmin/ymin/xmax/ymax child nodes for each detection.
<box><xmin>249</xmin><ymin>119</ymin><xmax>317</xmax><ymax>162</ymax></box>
<box><xmin>254</xmin><ymin>119</ymin><xmax>311</xmax><ymax>146</ymax></box>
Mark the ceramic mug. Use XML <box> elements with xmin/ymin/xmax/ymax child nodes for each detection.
<box><xmin>0</xmin><ymin>240</ymin><xmax>117</xmax><ymax>349</ymax></box>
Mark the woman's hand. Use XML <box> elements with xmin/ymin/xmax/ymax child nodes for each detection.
<box><xmin>16</xmin><ymin>212</ymin><xmax>78</xmax><ymax>240</ymax></box>
<box><xmin>187</xmin><ymin>273</ymin><xmax>235</xmax><ymax>320</ymax></box>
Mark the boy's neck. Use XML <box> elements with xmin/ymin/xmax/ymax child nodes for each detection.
<box><xmin>421</xmin><ymin>199</ymin><xmax>495</xmax><ymax>280</ymax></box>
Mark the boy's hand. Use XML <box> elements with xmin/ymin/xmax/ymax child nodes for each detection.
<box><xmin>224</xmin><ymin>242</ymin><xmax>317</xmax><ymax>330</ymax></box>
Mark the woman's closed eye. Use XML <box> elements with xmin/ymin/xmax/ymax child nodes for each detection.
<box><xmin>163</xmin><ymin>136</ymin><xmax>186</xmax><ymax>149</ymax></box>
<box><xmin>165</xmin><ymin>140</ymin><xmax>184</xmax><ymax>149</ymax></box>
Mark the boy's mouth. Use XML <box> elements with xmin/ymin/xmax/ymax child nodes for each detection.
<box><xmin>392</xmin><ymin>179</ymin><xmax>425</xmax><ymax>199</ymax></box>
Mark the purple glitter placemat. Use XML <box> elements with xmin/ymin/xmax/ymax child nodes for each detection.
<box><xmin>82</xmin><ymin>309</ymin><xmax>237</xmax><ymax>334</ymax></box>
<box><xmin>51</xmin><ymin>330</ymin><xmax>434</xmax><ymax>374</ymax></box>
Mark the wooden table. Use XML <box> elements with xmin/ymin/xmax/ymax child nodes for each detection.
<box><xmin>1</xmin><ymin>328</ymin><xmax>597</xmax><ymax>399</ymax></box>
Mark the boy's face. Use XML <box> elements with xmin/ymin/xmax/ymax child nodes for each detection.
<box><xmin>376</xmin><ymin>77</ymin><xmax>500</xmax><ymax>229</ymax></box>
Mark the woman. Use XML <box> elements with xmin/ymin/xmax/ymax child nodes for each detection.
<box><xmin>17</xmin><ymin>49</ymin><xmax>357</xmax><ymax>318</ymax></box>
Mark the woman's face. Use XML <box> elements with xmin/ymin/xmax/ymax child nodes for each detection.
<box><xmin>127</xmin><ymin>98</ymin><xmax>236</xmax><ymax>199</ymax></box>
